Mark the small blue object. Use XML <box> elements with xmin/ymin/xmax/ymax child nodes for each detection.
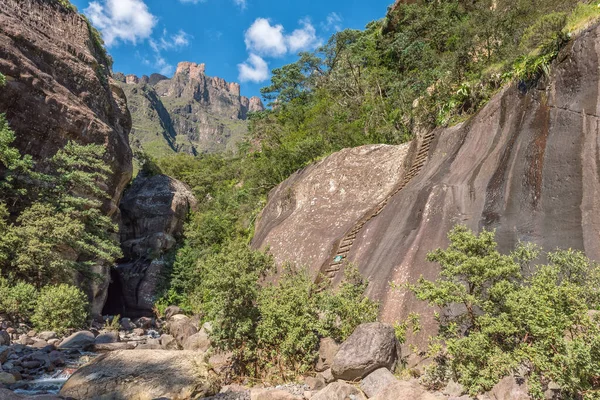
<box><xmin>334</xmin><ymin>255</ymin><xmax>344</xmax><ymax>263</ymax></box>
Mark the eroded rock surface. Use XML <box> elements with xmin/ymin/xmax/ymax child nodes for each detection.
<box><xmin>252</xmin><ymin>144</ymin><xmax>410</xmax><ymax>278</ymax></box>
<box><xmin>0</xmin><ymin>0</ymin><xmax>133</xmax><ymax>316</ymax></box>
<box><xmin>253</xmin><ymin>24</ymin><xmax>600</xmax><ymax>348</ymax></box>
<box><xmin>60</xmin><ymin>350</ymin><xmax>219</xmax><ymax>399</ymax></box>
<box><xmin>104</xmin><ymin>174</ymin><xmax>198</xmax><ymax>317</ymax></box>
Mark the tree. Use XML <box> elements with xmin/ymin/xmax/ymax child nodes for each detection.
<box><xmin>405</xmin><ymin>226</ymin><xmax>600</xmax><ymax>398</ymax></box>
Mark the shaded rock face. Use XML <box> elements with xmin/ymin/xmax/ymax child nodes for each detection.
<box><xmin>117</xmin><ymin>61</ymin><xmax>264</xmax><ymax>157</ymax></box>
<box><xmin>59</xmin><ymin>350</ymin><xmax>219</xmax><ymax>400</ymax></box>
<box><xmin>253</xmin><ymin>24</ymin><xmax>600</xmax><ymax>347</ymax></box>
<box><xmin>104</xmin><ymin>174</ymin><xmax>198</xmax><ymax>317</ymax></box>
<box><xmin>0</xmin><ymin>0</ymin><xmax>133</xmax><ymax>315</ymax></box>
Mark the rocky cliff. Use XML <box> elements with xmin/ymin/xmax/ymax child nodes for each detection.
<box><xmin>253</xmin><ymin>23</ymin><xmax>600</xmax><ymax>345</ymax></box>
<box><xmin>0</xmin><ymin>0</ymin><xmax>133</xmax><ymax>314</ymax></box>
<box><xmin>115</xmin><ymin>62</ymin><xmax>264</xmax><ymax>157</ymax></box>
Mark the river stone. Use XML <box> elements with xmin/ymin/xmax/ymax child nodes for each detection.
<box><xmin>95</xmin><ymin>331</ymin><xmax>120</xmax><ymax>344</ymax></box>
<box><xmin>312</xmin><ymin>382</ymin><xmax>366</xmax><ymax>400</ymax></box>
<box><xmin>58</xmin><ymin>331</ymin><xmax>95</xmax><ymax>350</ymax></box>
<box><xmin>60</xmin><ymin>350</ymin><xmax>220</xmax><ymax>399</ymax></box>
<box><xmin>0</xmin><ymin>332</ymin><xmax>10</xmax><ymax>346</ymax></box>
<box><xmin>360</xmin><ymin>368</ymin><xmax>398</xmax><ymax>398</ymax></box>
<box><xmin>331</xmin><ymin>323</ymin><xmax>398</xmax><ymax>381</ymax></box>
<box><xmin>0</xmin><ymin>372</ymin><xmax>15</xmax><ymax>385</ymax></box>
<box><xmin>37</xmin><ymin>331</ymin><xmax>57</xmax><ymax>341</ymax></box>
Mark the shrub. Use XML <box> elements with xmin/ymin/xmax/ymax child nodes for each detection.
<box><xmin>0</xmin><ymin>278</ymin><xmax>38</xmax><ymax>322</ymax></box>
<box><xmin>256</xmin><ymin>266</ymin><xmax>323</xmax><ymax>377</ymax></box>
<box><xmin>31</xmin><ymin>284</ymin><xmax>89</xmax><ymax>334</ymax></box>
<box><xmin>404</xmin><ymin>226</ymin><xmax>600</xmax><ymax>399</ymax></box>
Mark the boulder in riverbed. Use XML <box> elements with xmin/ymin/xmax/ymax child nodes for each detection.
<box><xmin>60</xmin><ymin>350</ymin><xmax>220</xmax><ymax>399</ymax></box>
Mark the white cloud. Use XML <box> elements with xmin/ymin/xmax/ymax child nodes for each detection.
<box><xmin>84</xmin><ymin>0</ymin><xmax>157</xmax><ymax>47</ymax></box>
<box><xmin>150</xmin><ymin>29</ymin><xmax>192</xmax><ymax>52</ymax></box>
<box><xmin>147</xmin><ymin>29</ymin><xmax>192</xmax><ymax>77</ymax></box>
<box><xmin>244</xmin><ymin>18</ymin><xmax>321</xmax><ymax>58</ymax></box>
<box><xmin>244</xmin><ymin>18</ymin><xmax>287</xmax><ymax>57</ymax></box>
<box><xmin>286</xmin><ymin>19</ymin><xmax>320</xmax><ymax>53</ymax></box>
<box><xmin>233</xmin><ymin>0</ymin><xmax>247</xmax><ymax>9</ymax></box>
<box><xmin>238</xmin><ymin>53</ymin><xmax>269</xmax><ymax>82</ymax></box>
<box><xmin>324</xmin><ymin>12</ymin><xmax>343</xmax><ymax>32</ymax></box>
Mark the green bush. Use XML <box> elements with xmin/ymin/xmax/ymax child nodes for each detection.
<box><xmin>0</xmin><ymin>278</ymin><xmax>38</xmax><ymax>322</ymax></box>
<box><xmin>405</xmin><ymin>226</ymin><xmax>600</xmax><ymax>399</ymax></box>
<box><xmin>31</xmin><ymin>284</ymin><xmax>89</xmax><ymax>334</ymax></box>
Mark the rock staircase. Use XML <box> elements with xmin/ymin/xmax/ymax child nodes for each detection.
<box><xmin>320</xmin><ymin>130</ymin><xmax>437</xmax><ymax>282</ymax></box>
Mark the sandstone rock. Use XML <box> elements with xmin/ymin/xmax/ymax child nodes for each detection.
<box><xmin>305</xmin><ymin>376</ymin><xmax>326</xmax><ymax>391</ymax></box>
<box><xmin>37</xmin><ymin>332</ymin><xmax>57</xmax><ymax>341</ymax></box>
<box><xmin>312</xmin><ymin>382</ymin><xmax>366</xmax><ymax>400</ymax></box>
<box><xmin>60</xmin><ymin>350</ymin><xmax>220</xmax><ymax>399</ymax></box>
<box><xmin>250</xmin><ymin>388</ymin><xmax>303</xmax><ymax>400</ymax></box>
<box><xmin>168</xmin><ymin>317</ymin><xmax>199</xmax><ymax>347</ymax></box>
<box><xmin>95</xmin><ymin>331</ymin><xmax>120</xmax><ymax>344</ymax></box>
<box><xmin>250</xmin><ymin>23</ymin><xmax>600</xmax><ymax>351</ymax></box>
<box><xmin>103</xmin><ymin>174</ymin><xmax>198</xmax><ymax>318</ymax></box>
<box><xmin>94</xmin><ymin>342</ymin><xmax>136</xmax><ymax>352</ymax></box>
<box><xmin>164</xmin><ymin>306</ymin><xmax>182</xmax><ymax>320</ymax></box>
<box><xmin>160</xmin><ymin>334</ymin><xmax>178</xmax><ymax>350</ymax></box>
<box><xmin>360</xmin><ymin>368</ymin><xmax>398</xmax><ymax>398</ymax></box>
<box><xmin>317</xmin><ymin>369</ymin><xmax>335</xmax><ymax>384</ymax></box>
<box><xmin>182</xmin><ymin>329</ymin><xmax>211</xmax><ymax>352</ymax></box>
<box><xmin>444</xmin><ymin>380</ymin><xmax>466</xmax><ymax>397</ymax></box>
<box><xmin>332</xmin><ymin>323</ymin><xmax>398</xmax><ymax>381</ymax></box>
<box><xmin>0</xmin><ymin>0</ymin><xmax>133</xmax><ymax>317</ymax></box>
<box><xmin>371</xmin><ymin>380</ymin><xmax>440</xmax><ymax>400</ymax></box>
<box><xmin>316</xmin><ymin>338</ymin><xmax>339</xmax><ymax>372</ymax></box>
<box><xmin>0</xmin><ymin>372</ymin><xmax>15</xmax><ymax>385</ymax></box>
<box><xmin>58</xmin><ymin>331</ymin><xmax>95</xmax><ymax>350</ymax></box>
<box><xmin>487</xmin><ymin>376</ymin><xmax>529</xmax><ymax>400</ymax></box>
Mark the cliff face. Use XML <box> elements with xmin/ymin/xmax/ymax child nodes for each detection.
<box><xmin>115</xmin><ymin>62</ymin><xmax>264</xmax><ymax>157</ymax></box>
<box><xmin>0</xmin><ymin>0</ymin><xmax>133</xmax><ymax>314</ymax></box>
<box><xmin>253</xmin><ymin>23</ymin><xmax>600</xmax><ymax>345</ymax></box>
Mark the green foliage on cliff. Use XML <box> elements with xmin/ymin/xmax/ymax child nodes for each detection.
<box><xmin>0</xmin><ymin>109</ymin><xmax>121</xmax><ymax>291</ymax></box>
<box><xmin>404</xmin><ymin>226</ymin><xmax>600</xmax><ymax>399</ymax></box>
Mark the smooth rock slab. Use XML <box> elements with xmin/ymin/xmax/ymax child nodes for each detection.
<box><xmin>60</xmin><ymin>350</ymin><xmax>219</xmax><ymax>400</ymax></box>
<box><xmin>331</xmin><ymin>323</ymin><xmax>398</xmax><ymax>381</ymax></box>
<box><xmin>311</xmin><ymin>382</ymin><xmax>366</xmax><ymax>400</ymax></box>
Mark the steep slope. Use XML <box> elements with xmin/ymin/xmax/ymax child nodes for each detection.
<box><xmin>253</xmin><ymin>23</ymin><xmax>600</xmax><ymax>343</ymax></box>
<box><xmin>115</xmin><ymin>62</ymin><xmax>264</xmax><ymax>157</ymax></box>
<box><xmin>0</xmin><ymin>0</ymin><xmax>133</xmax><ymax>314</ymax></box>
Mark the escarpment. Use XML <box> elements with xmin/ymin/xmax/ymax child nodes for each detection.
<box><xmin>115</xmin><ymin>62</ymin><xmax>265</xmax><ymax>157</ymax></box>
<box><xmin>0</xmin><ymin>0</ymin><xmax>133</xmax><ymax>314</ymax></box>
<box><xmin>253</xmin><ymin>23</ymin><xmax>600</xmax><ymax>344</ymax></box>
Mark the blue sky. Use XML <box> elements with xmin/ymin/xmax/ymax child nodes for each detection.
<box><xmin>69</xmin><ymin>0</ymin><xmax>393</xmax><ymax>99</ymax></box>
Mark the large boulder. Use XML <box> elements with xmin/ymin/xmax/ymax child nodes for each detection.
<box><xmin>251</xmin><ymin>23</ymin><xmax>600</xmax><ymax>351</ymax></box>
<box><xmin>60</xmin><ymin>350</ymin><xmax>220</xmax><ymax>399</ymax></box>
<box><xmin>312</xmin><ymin>382</ymin><xmax>366</xmax><ymax>400</ymax></box>
<box><xmin>487</xmin><ymin>376</ymin><xmax>529</xmax><ymax>400</ymax></box>
<box><xmin>168</xmin><ymin>316</ymin><xmax>199</xmax><ymax>347</ymax></box>
<box><xmin>331</xmin><ymin>323</ymin><xmax>398</xmax><ymax>381</ymax></box>
<box><xmin>315</xmin><ymin>337</ymin><xmax>339</xmax><ymax>372</ymax></box>
<box><xmin>103</xmin><ymin>174</ymin><xmax>197</xmax><ymax>317</ymax></box>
